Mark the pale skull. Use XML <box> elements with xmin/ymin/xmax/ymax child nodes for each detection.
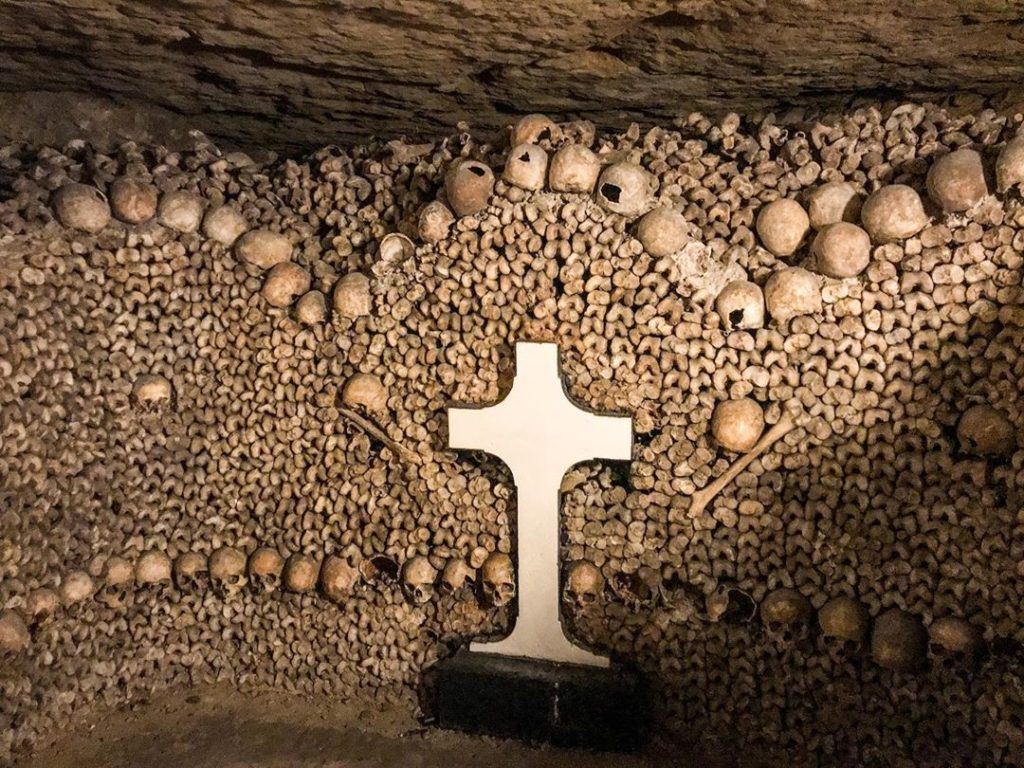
<box><xmin>247</xmin><ymin>547</ymin><xmax>285</xmax><ymax>595</ymax></box>
<box><xmin>135</xmin><ymin>550</ymin><xmax>173</xmax><ymax>597</ymax></box>
<box><xmin>60</xmin><ymin>570</ymin><xmax>96</xmax><ymax>612</ymax></box>
<box><xmin>209</xmin><ymin>546</ymin><xmax>248</xmax><ymax>598</ymax></box>
<box><xmin>283</xmin><ymin>553</ymin><xmax>319</xmax><ymax>594</ymax></box>
<box><xmin>401</xmin><ymin>556</ymin><xmax>438</xmax><ymax>605</ymax></box>
<box><xmin>0</xmin><ymin>611</ymin><xmax>30</xmax><ymax>656</ymax></box>
<box><xmin>97</xmin><ymin>556</ymin><xmax>135</xmax><ymax>609</ymax></box>
<box><xmin>562</xmin><ymin>560</ymin><xmax>603</xmax><ymax>611</ymax></box>
<box><xmin>174</xmin><ymin>552</ymin><xmax>208</xmax><ymax>592</ymax></box>
<box><xmin>761</xmin><ymin>587</ymin><xmax>812</xmax><ymax>649</ymax></box>
<box><xmin>480</xmin><ymin>553</ymin><xmax>515</xmax><ymax>607</ymax></box>
<box><xmin>439</xmin><ymin>558</ymin><xmax>476</xmax><ymax>597</ymax></box>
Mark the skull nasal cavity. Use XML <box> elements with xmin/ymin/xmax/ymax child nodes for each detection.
<box><xmin>601</xmin><ymin>183</ymin><xmax>622</xmax><ymax>203</ymax></box>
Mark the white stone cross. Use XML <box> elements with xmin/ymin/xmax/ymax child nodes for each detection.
<box><xmin>448</xmin><ymin>342</ymin><xmax>632</xmax><ymax>667</ymax></box>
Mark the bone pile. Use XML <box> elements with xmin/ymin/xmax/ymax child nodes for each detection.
<box><xmin>1</xmin><ymin>99</ymin><xmax>1024</xmax><ymax>766</ymax></box>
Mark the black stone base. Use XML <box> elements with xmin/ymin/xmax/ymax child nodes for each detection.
<box><xmin>423</xmin><ymin>650</ymin><xmax>648</xmax><ymax>752</ymax></box>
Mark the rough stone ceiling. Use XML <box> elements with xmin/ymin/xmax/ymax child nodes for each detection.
<box><xmin>2</xmin><ymin>1</ymin><xmax>1024</xmax><ymax>152</ymax></box>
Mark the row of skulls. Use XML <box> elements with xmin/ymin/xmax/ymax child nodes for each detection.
<box><xmin>0</xmin><ymin>546</ymin><xmax>518</xmax><ymax>657</ymax></box>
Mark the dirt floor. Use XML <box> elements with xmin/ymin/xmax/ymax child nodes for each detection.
<box><xmin>18</xmin><ymin>685</ymin><xmax>657</xmax><ymax>768</ymax></box>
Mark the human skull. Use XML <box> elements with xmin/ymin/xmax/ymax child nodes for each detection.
<box><xmin>595</xmin><ymin>162</ymin><xmax>653</xmax><ymax>218</ymax></box>
<box><xmin>109</xmin><ymin>177</ymin><xmax>158</xmax><ymax>224</ymax></box>
<box><xmin>174</xmin><ymin>552</ymin><xmax>208</xmax><ymax>592</ymax></box>
<box><xmin>341</xmin><ymin>373</ymin><xmax>387</xmax><ymax>413</ymax></box>
<box><xmin>503</xmin><ymin>144</ymin><xmax>549</xmax><ymax>191</ymax></box>
<box><xmin>817</xmin><ymin>595</ymin><xmax>870</xmax><ymax>661</ymax></box>
<box><xmin>135</xmin><ymin>550</ymin><xmax>173</xmax><ymax>597</ymax></box>
<box><xmin>756</xmin><ymin>198</ymin><xmax>809</xmax><ymax>257</ymax></box>
<box><xmin>510</xmin><ymin>114</ymin><xmax>561</xmax><ymax>146</ymax></box>
<box><xmin>59</xmin><ymin>570</ymin><xmax>95</xmax><ymax>611</ymax></box>
<box><xmin>811</xmin><ymin>222</ymin><xmax>871</xmax><ymax>279</ymax></box>
<box><xmin>333</xmin><ymin>272</ymin><xmax>372</xmax><ymax>319</ymax></box>
<box><xmin>764</xmin><ymin>267</ymin><xmax>822</xmax><ymax>322</ymax></box>
<box><xmin>283</xmin><ymin>553</ymin><xmax>319</xmax><ymax>594</ymax></box>
<box><xmin>609</xmin><ymin>569</ymin><xmax>660</xmax><ymax>609</ymax></box>
<box><xmin>359</xmin><ymin>554</ymin><xmax>400</xmax><ymax>586</ymax></box>
<box><xmin>96</xmin><ymin>556</ymin><xmax>135</xmax><ymax>609</ymax></box>
<box><xmin>157</xmin><ymin>190</ymin><xmax>204</xmax><ymax>233</ymax></box>
<box><xmin>636</xmin><ymin>207</ymin><xmax>690</xmax><ymax>257</ymax></box>
<box><xmin>376</xmin><ymin>233</ymin><xmax>416</xmax><ymax>275</ymax></box>
<box><xmin>928</xmin><ymin>616</ymin><xmax>984</xmax><ymax>672</ymax></box>
<box><xmin>480</xmin><ymin>553</ymin><xmax>515</xmax><ymax>607</ymax></box>
<box><xmin>262</xmin><ymin>262</ymin><xmax>311</xmax><ymax>308</ymax></box>
<box><xmin>860</xmin><ymin>184</ymin><xmax>928</xmax><ymax>243</ymax></box>
<box><xmin>202</xmin><ymin>204</ymin><xmax>248</xmax><ymax>246</ymax></box>
<box><xmin>957</xmin><ymin>404</ymin><xmax>1016</xmax><ymax>457</ymax></box>
<box><xmin>24</xmin><ymin>587</ymin><xmax>60</xmax><ymax>627</ymax></box>
<box><xmin>439</xmin><ymin>558</ymin><xmax>476</xmax><ymax>597</ymax></box>
<box><xmin>926</xmin><ymin>148</ymin><xmax>988</xmax><ymax>213</ymax></box>
<box><xmin>51</xmin><ymin>182</ymin><xmax>111</xmax><ymax>233</ymax></box>
<box><xmin>715</xmin><ymin>279</ymin><xmax>765</xmax><ymax>331</ymax></box>
<box><xmin>248</xmin><ymin>547</ymin><xmax>285</xmax><ymax>595</ymax></box>
<box><xmin>761</xmin><ymin>588</ymin><xmax>812</xmax><ymax>649</ymax></box>
<box><xmin>562</xmin><ymin>561</ymin><xmax>603</xmax><ymax>612</ymax></box>
<box><xmin>710</xmin><ymin>398</ymin><xmax>765</xmax><ymax>453</ymax></box>
<box><xmin>296</xmin><ymin>290</ymin><xmax>327</xmax><ymax>324</ymax></box>
<box><xmin>418</xmin><ymin>201</ymin><xmax>455</xmax><ymax>244</ymax></box>
<box><xmin>236</xmin><ymin>229</ymin><xmax>293</xmax><ymax>270</ymax></box>
<box><xmin>871</xmin><ymin>608</ymin><xmax>927</xmax><ymax>672</ymax></box>
<box><xmin>445</xmin><ymin>160</ymin><xmax>495</xmax><ymax>218</ymax></box>
<box><xmin>209</xmin><ymin>547</ymin><xmax>248</xmax><ymax>598</ymax></box>
<box><xmin>705</xmin><ymin>583</ymin><xmax>756</xmax><ymax>624</ymax></box>
<box><xmin>320</xmin><ymin>554</ymin><xmax>360</xmax><ymax>603</ymax></box>
<box><xmin>806</xmin><ymin>181</ymin><xmax>862</xmax><ymax>230</ymax></box>
<box><xmin>997</xmin><ymin>135</ymin><xmax>1024</xmax><ymax>193</ymax></box>
<box><xmin>0</xmin><ymin>611</ymin><xmax>30</xmax><ymax>656</ymax></box>
<box><xmin>548</xmin><ymin>144</ymin><xmax>600</xmax><ymax>194</ymax></box>
<box><xmin>132</xmin><ymin>374</ymin><xmax>173</xmax><ymax>408</ymax></box>
<box><xmin>401</xmin><ymin>556</ymin><xmax>438</xmax><ymax>605</ymax></box>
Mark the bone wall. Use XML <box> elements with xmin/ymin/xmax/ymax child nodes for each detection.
<box><xmin>1</xmin><ymin>100</ymin><xmax>1024</xmax><ymax>766</ymax></box>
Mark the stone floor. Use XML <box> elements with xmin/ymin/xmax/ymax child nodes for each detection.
<box><xmin>18</xmin><ymin>685</ymin><xmax>659</xmax><ymax>768</ymax></box>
